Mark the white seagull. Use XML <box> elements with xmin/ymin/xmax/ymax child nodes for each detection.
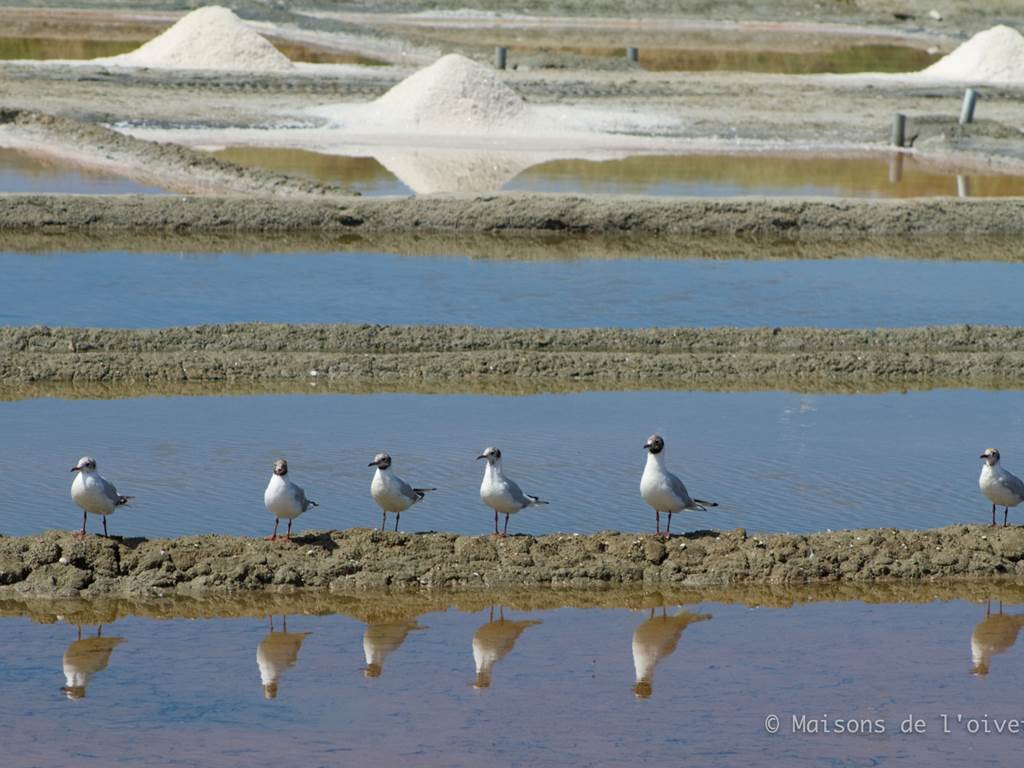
<box><xmin>263</xmin><ymin>458</ymin><xmax>318</xmax><ymax>541</ymax></box>
<box><xmin>70</xmin><ymin>456</ymin><xmax>132</xmax><ymax>537</ymax></box>
<box><xmin>477</xmin><ymin>446</ymin><xmax>548</xmax><ymax>536</ymax></box>
<box><xmin>979</xmin><ymin>448</ymin><xmax>1024</xmax><ymax>527</ymax></box>
<box><xmin>640</xmin><ymin>434</ymin><xmax>717</xmax><ymax>538</ymax></box>
<box><xmin>369</xmin><ymin>452</ymin><xmax>435</xmax><ymax>531</ymax></box>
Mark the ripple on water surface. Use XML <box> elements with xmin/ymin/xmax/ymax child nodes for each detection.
<box><xmin>3</xmin><ymin>250</ymin><xmax>1024</xmax><ymax>328</ymax></box>
<box><xmin>0</xmin><ymin>593</ymin><xmax>1021</xmax><ymax>767</ymax></box>
<box><xmin>2</xmin><ymin>389</ymin><xmax>1021</xmax><ymax>539</ymax></box>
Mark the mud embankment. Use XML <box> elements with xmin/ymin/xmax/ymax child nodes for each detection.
<box><xmin>2</xmin><ymin>324</ymin><xmax>1023</xmax><ymax>393</ymax></box>
<box><xmin>4</xmin><ymin>190</ymin><xmax>1024</xmax><ymax>237</ymax></box>
<box><xmin>3</xmin><ymin>525</ymin><xmax>1024</xmax><ymax>599</ymax></box>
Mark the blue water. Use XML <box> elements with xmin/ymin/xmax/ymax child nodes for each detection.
<box><xmin>2</xmin><ymin>250</ymin><xmax>1023</xmax><ymax>328</ymax></box>
<box><xmin>1</xmin><ymin>389</ymin><xmax>1020</xmax><ymax>539</ymax></box>
<box><xmin>0</xmin><ymin>596</ymin><xmax>1020</xmax><ymax>767</ymax></box>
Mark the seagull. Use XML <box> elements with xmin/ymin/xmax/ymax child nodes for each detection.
<box><xmin>640</xmin><ymin>435</ymin><xmax>717</xmax><ymax>538</ymax></box>
<box><xmin>631</xmin><ymin>608</ymin><xmax>711</xmax><ymax>698</ymax></box>
<box><xmin>979</xmin><ymin>448</ymin><xmax>1024</xmax><ymax>527</ymax></box>
<box><xmin>477</xmin><ymin>446</ymin><xmax>548</xmax><ymax>536</ymax></box>
<box><xmin>263</xmin><ymin>458</ymin><xmax>318</xmax><ymax>541</ymax></box>
<box><xmin>70</xmin><ymin>456</ymin><xmax>132</xmax><ymax>537</ymax></box>
<box><xmin>369</xmin><ymin>453</ymin><xmax>435</xmax><ymax>531</ymax></box>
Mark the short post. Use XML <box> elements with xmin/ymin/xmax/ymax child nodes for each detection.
<box><xmin>957</xmin><ymin>175</ymin><xmax>970</xmax><ymax>198</ymax></box>
<box><xmin>959</xmin><ymin>88</ymin><xmax>978</xmax><ymax>124</ymax></box>
<box><xmin>627</xmin><ymin>46</ymin><xmax>639</xmax><ymax>63</ymax></box>
<box><xmin>495</xmin><ymin>46</ymin><xmax>507</xmax><ymax>70</ymax></box>
<box><xmin>891</xmin><ymin>113</ymin><xmax>906</xmax><ymax>148</ymax></box>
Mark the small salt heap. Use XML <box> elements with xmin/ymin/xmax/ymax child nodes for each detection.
<box><xmin>101</xmin><ymin>6</ymin><xmax>293</xmax><ymax>72</ymax></box>
<box><xmin>318</xmin><ymin>53</ymin><xmax>526</xmax><ymax>134</ymax></box>
<box><xmin>919</xmin><ymin>25</ymin><xmax>1024</xmax><ymax>83</ymax></box>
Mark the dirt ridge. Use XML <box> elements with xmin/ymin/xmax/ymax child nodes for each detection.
<box><xmin>3</xmin><ymin>525</ymin><xmax>1024</xmax><ymax>600</ymax></box>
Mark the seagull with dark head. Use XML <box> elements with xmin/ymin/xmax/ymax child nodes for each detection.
<box><xmin>640</xmin><ymin>434</ymin><xmax>717</xmax><ymax>538</ymax></box>
<box><xmin>369</xmin><ymin>452</ymin><xmax>435</xmax><ymax>531</ymax></box>
<box><xmin>477</xmin><ymin>446</ymin><xmax>548</xmax><ymax>536</ymax></box>
<box><xmin>263</xmin><ymin>458</ymin><xmax>318</xmax><ymax>542</ymax></box>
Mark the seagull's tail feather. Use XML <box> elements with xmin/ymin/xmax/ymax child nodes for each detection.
<box><xmin>116</xmin><ymin>495</ymin><xmax>133</xmax><ymax>506</ymax></box>
<box><xmin>307</xmin><ymin>499</ymin><xmax>319</xmax><ymax>508</ymax></box>
<box><xmin>692</xmin><ymin>498</ymin><xmax>718</xmax><ymax>511</ymax></box>
<box><xmin>414</xmin><ymin>487</ymin><xmax>437</xmax><ymax>501</ymax></box>
<box><xmin>527</xmin><ymin>495</ymin><xmax>549</xmax><ymax>506</ymax></box>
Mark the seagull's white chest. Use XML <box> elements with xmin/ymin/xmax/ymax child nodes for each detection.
<box><xmin>264</xmin><ymin>475</ymin><xmax>303</xmax><ymax>519</ymax></box>
<box><xmin>640</xmin><ymin>457</ymin><xmax>684</xmax><ymax>513</ymax></box>
<box><xmin>480</xmin><ymin>465</ymin><xmax>521</xmax><ymax>514</ymax></box>
<box><xmin>71</xmin><ymin>472</ymin><xmax>115</xmax><ymax>516</ymax></box>
<box><xmin>371</xmin><ymin>469</ymin><xmax>414</xmax><ymax>513</ymax></box>
<box><xmin>980</xmin><ymin>465</ymin><xmax>1024</xmax><ymax>507</ymax></box>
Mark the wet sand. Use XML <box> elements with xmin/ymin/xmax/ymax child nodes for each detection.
<box><xmin>3</xmin><ymin>323</ymin><xmax>1023</xmax><ymax>393</ymax></box>
<box><xmin>3</xmin><ymin>525</ymin><xmax>1024</xmax><ymax>599</ymax></box>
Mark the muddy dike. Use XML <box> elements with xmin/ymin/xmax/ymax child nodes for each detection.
<box><xmin>3</xmin><ymin>526</ymin><xmax>1024</xmax><ymax>600</ymax></box>
<box><xmin>4</xmin><ymin>192</ymin><xmax>1024</xmax><ymax>238</ymax></box>
<box><xmin>6</xmin><ymin>230</ymin><xmax>1024</xmax><ymax>263</ymax></box>
<box><xmin>2</xmin><ymin>323</ymin><xmax>1023</xmax><ymax>393</ymax></box>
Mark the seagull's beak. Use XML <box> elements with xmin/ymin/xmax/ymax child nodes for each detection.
<box><xmin>980</xmin><ymin>453</ymin><xmax>988</xmax><ymax>459</ymax></box>
<box><xmin>643</xmin><ymin>443</ymin><xmax>652</xmax><ymax>450</ymax></box>
<box><xmin>368</xmin><ymin>460</ymin><xmax>379</xmax><ymax>467</ymax></box>
<box><xmin>70</xmin><ymin>466</ymin><xmax>80</xmax><ymax>472</ymax></box>
<box><xmin>476</xmin><ymin>454</ymin><xmax>486</xmax><ymax>461</ymax></box>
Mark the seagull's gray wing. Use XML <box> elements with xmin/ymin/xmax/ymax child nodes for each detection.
<box><xmin>292</xmin><ymin>482</ymin><xmax>318</xmax><ymax>511</ymax></box>
<box><xmin>506</xmin><ymin>477</ymin><xmax>547</xmax><ymax>507</ymax></box>
<box><xmin>666</xmin><ymin>471</ymin><xmax>699</xmax><ymax>509</ymax></box>
<box><xmin>999</xmin><ymin>470</ymin><xmax>1024</xmax><ymax>501</ymax></box>
<box><xmin>394</xmin><ymin>474</ymin><xmax>423</xmax><ymax>504</ymax></box>
<box><xmin>99</xmin><ymin>475</ymin><xmax>130</xmax><ymax>506</ymax></box>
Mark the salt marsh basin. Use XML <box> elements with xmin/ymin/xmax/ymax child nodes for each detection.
<box><xmin>2</xmin><ymin>586</ymin><xmax>1024</xmax><ymax>767</ymax></box>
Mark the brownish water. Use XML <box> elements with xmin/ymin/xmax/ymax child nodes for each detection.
<box><xmin>209</xmin><ymin>147</ymin><xmax>1024</xmax><ymax>198</ymax></box>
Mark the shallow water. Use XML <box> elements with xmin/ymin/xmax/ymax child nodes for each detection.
<box><xmin>0</xmin><ymin>148</ymin><xmax>167</xmax><ymax>194</ymax></box>
<box><xmin>1</xmin><ymin>593</ymin><xmax>1022</xmax><ymax>767</ymax></box>
<box><xmin>2</xmin><ymin>389</ymin><xmax>1021</xmax><ymax>539</ymax></box>
<box><xmin>210</xmin><ymin>148</ymin><xmax>1024</xmax><ymax>198</ymax></box>
<box><xmin>3</xmin><ymin>250</ymin><xmax>1024</xmax><ymax>328</ymax></box>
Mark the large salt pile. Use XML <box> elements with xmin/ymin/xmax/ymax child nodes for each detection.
<box><xmin>919</xmin><ymin>25</ymin><xmax>1024</xmax><ymax>83</ymax></box>
<box><xmin>101</xmin><ymin>6</ymin><xmax>292</xmax><ymax>72</ymax></box>
<box><xmin>318</xmin><ymin>53</ymin><xmax>526</xmax><ymax>134</ymax></box>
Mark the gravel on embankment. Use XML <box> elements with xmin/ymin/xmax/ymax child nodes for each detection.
<box><xmin>2</xmin><ymin>525</ymin><xmax>1024</xmax><ymax>600</ymax></box>
<box><xmin>2</xmin><ymin>324</ymin><xmax>1023</xmax><ymax>394</ymax></box>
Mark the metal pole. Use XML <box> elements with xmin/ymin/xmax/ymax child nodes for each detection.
<box><xmin>495</xmin><ymin>46</ymin><xmax>507</xmax><ymax>70</ymax></box>
<box><xmin>891</xmin><ymin>113</ymin><xmax>906</xmax><ymax>148</ymax></box>
<box><xmin>627</xmin><ymin>47</ymin><xmax>639</xmax><ymax>63</ymax></box>
<box><xmin>959</xmin><ymin>88</ymin><xmax>978</xmax><ymax>124</ymax></box>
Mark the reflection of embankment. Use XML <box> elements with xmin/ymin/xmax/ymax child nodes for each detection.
<box><xmin>2</xmin><ymin>324</ymin><xmax>1022</xmax><ymax>394</ymax></box>
<box><xmin>4</xmin><ymin>526</ymin><xmax>1024</xmax><ymax>600</ymax></box>
<box><xmin>7</xmin><ymin>573</ymin><xmax>1024</xmax><ymax>625</ymax></box>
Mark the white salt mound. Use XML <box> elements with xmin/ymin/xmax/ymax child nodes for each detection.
<box><xmin>920</xmin><ymin>25</ymin><xmax>1024</xmax><ymax>83</ymax></box>
<box><xmin>102</xmin><ymin>6</ymin><xmax>292</xmax><ymax>72</ymax></box>
<box><xmin>367</xmin><ymin>53</ymin><xmax>526</xmax><ymax>132</ymax></box>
